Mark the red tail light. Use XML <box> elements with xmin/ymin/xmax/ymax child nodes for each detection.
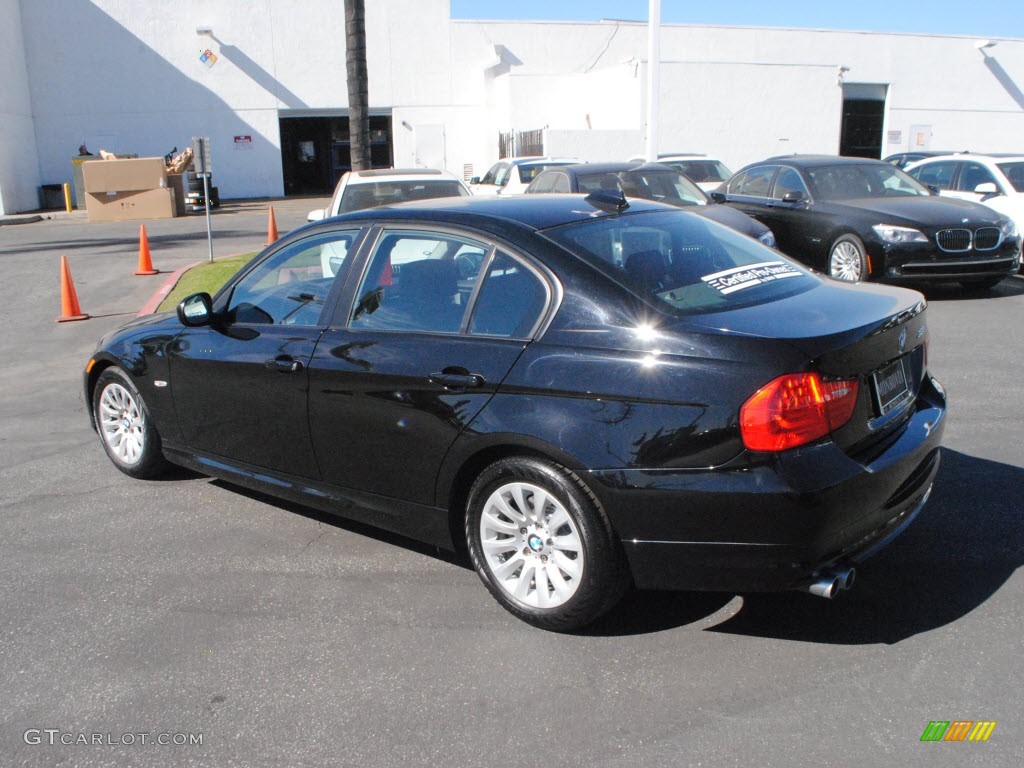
<box><xmin>740</xmin><ymin>373</ymin><xmax>859</xmax><ymax>452</ymax></box>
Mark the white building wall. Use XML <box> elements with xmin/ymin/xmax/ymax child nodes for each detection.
<box><xmin>9</xmin><ymin>5</ymin><xmax>1024</xmax><ymax>211</ymax></box>
<box><xmin>18</xmin><ymin>0</ymin><xmax>476</xmax><ymax>206</ymax></box>
<box><xmin>454</xmin><ymin>20</ymin><xmax>1024</xmax><ymax>172</ymax></box>
<box><xmin>0</xmin><ymin>0</ymin><xmax>41</xmax><ymax>215</ymax></box>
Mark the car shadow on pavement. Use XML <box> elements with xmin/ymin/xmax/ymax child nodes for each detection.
<box><xmin>585</xmin><ymin>449</ymin><xmax>1021</xmax><ymax>639</ymax></box>
<box><xmin>207</xmin><ymin>479</ymin><xmax>472</xmax><ymax>570</ymax></box>
<box><xmin>919</xmin><ymin>274</ymin><xmax>1024</xmax><ymax>302</ymax></box>
<box><xmin>703</xmin><ymin>449</ymin><xmax>1022</xmax><ymax>644</ymax></box>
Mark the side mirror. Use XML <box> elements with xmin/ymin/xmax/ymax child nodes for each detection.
<box><xmin>469</xmin><ymin>176</ymin><xmax>481</xmax><ymax>185</ymax></box>
<box><xmin>781</xmin><ymin>191</ymin><xmax>805</xmax><ymax>204</ymax></box>
<box><xmin>709</xmin><ymin>191</ymin><xmax>726</xmax><ymax>203</ymax></box>
<box><xmin>177</xmin><ymin>292</ymin><xmax>213</xmax><ymax>327</ymax></box>
<box><xmin>974</xmin><ymin>182</ymin><xmax>1000</xmax><ymax>199</ymax></box>
<box><xmin>307</xmin><ymin>208</ymin><xmax>326</xmax><ymax>222</ymax></box>
<box><xmin>927</xmin><ymin>184</ymin><xmax>940</xmax><ymax>195</ymax></box>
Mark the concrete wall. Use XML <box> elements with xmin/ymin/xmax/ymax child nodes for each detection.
<box><xmin>9</xmin><ymin>5</ymin><xmax>1024</xmax><ymax>211</ymax></box>
<box><xmin>18</xmin><ymin>0</ymin><xmax>472</xmax><ymax>205</ymax></box>
<box><xmin>0</xmin><ymin>0</ymin><xmax>41</xmax><ymax>215</ymax></box>
<box><xmin>455</xmin><ymin>20</ymin><xmax>1024</xmax><ymax>171</ymax></box>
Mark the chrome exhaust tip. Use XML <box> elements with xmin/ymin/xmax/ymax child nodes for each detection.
<box><xmin>801</xmin><ymin>564</ymin><xmax>856</xmax><ymax>599</ymax></box>
<box><xmin>806</xmin><ymin>575</ymin><xmax>841</xmax><ymax>599</ymax></box>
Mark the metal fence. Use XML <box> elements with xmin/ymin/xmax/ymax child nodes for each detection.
<box><xmin>498</xmin><ymin>128</ymin><xmax>544</xmax><ymax>159</ymax></box>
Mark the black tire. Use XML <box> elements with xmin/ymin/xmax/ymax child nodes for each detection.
<box><xmin>465</xmin><ymin>456</ymin><xmax>630</xmax><ymax>631</ymax></box>
<box><xmin>960</xmin><ymin>276</ymin><xmax>1004</xmax><ymax>293</ymax></box>
<box><xmin>92</xmin><ymin>367</ymin><xmax>169</xmax><ymax>479</ymax></box>
<box><xmin>828</xmin><ymin>233</ymin><xmax>869</xmax><ymax>282</ymax></box>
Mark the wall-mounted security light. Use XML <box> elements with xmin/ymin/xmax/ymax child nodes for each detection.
<box><xmin>196</xmin><ymin>26</ymin><xmax>214</xmax><ymax>37</ymax></box>
<box><xmin>975</xmin><ymin>39</ymin><xmax>998</xmax><ymax>49</ymax></box>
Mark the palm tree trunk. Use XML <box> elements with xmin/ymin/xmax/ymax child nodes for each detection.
<box><xmin>344</xmin><ymin>0</ymin><xmax>370</xmax><ymax>171</ymax></box>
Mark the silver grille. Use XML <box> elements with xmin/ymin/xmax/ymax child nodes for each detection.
<box><xmin>974</xmin><ymin>227</ymin><xmax>1002</xmax><ymax>251</ymax></box>
<box><xmin>936</xmin><ymin>229</ymin><xmax>971</xmax><ymax>252</ymax></box>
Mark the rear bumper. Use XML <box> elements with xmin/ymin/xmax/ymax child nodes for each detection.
<box><xmin>589</xmin><ymin>375</ymin><xmax>946</xmax><ymax>592</ymax></box>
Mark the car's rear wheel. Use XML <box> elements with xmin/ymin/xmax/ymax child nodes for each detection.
<box><xmin>465</xmin><ymin>457</ymin><xmax>629</xmax><ymax>631</ymax></box>
<box><xmin>829</xmin><ymin>234</ymin><xmax>869</xmax><ymax>282</ymax></box>
<box><xmin>93</xmin><ymin>367</ymin><xmax>168</xmax><ymax>479</ymax></box>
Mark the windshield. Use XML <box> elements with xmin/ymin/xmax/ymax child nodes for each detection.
<box><xmin>576</xmin><ymin>170</ymin><xmax>708</xmax><ymax>206</ymax></box>
<box><xmin>338</xmin><ymin>181</ymin><xmax>467</xmax><ymax>213</ymax></box>
<box><xmin>997</xmin><ymin>162</ymin><xmax>1024</xmax><ymax>192</ymax></box>
<box><xmin>478</xmin><ymin>163</ymin><xmax>509</xmax><ymax>186</ymax></box>
<box><xmin>542</xmin><ymin>210</ymin><xmax>817</xmax><ymax>315</ymax></box>
<box><xmin>805</xmin><ymin>163</ymin><xmax>930</xmax><ymax>201</ymax></box>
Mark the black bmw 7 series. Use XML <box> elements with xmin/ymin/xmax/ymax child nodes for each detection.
<box><xmin>86</xmin><ymin>193</ymin><xmax>946</xmax><ymax>631</ymax></box>
<box><xmin>715</xmin><ymin>155</ymin><xmax>1021</xmax><ymax>288</ymax></box>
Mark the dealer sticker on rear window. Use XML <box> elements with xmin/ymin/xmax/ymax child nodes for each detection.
<box><xmin>701</xmin><ymin>261</ymin><xmax>802</xmax><ymax>295</ymax></box>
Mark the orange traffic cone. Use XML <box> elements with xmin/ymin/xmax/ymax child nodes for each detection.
<box><xmin>264</xmin><ymin>205</ymin><xmax>279</xmax><ymax>246</ymax></box>
<box><xmin>57</xmin><ymin>255</ymin><xmax>89</xmax><ymax>322</ymax></box>
<box><xmin>134</xmin><ymin>224</ymin><xmax>158</xmax><ymax>275</ymax></box>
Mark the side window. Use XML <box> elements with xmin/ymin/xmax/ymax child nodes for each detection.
<box><xmin>909</xmin><ymin>161</ymin><xmax>955</xmax><ymax>190</ymax></box>
<box><xmin>957</xmin><ymin>162</ymin><xmax>998</xmax><ymax>193</ymax></box>
<box><xmin>550</xmin><ymin>173</ymin><xmax>571</xmax><ymax>193</ymax></box>
<box><xmin>469</xmin><ymin>252</ymin><xmax>548</xmax><ymax>338</ymax></box>
<box><xmin>529</xmin><ymin>173</ymin><xmax>556</xmax><ymax>193</ymax></box>
<box><xmin>350</xmin><ymin>230</ymin><xmax>487</xmax><ymax>334</ymax></box>
<box><xmin>225</xmin><ymin>231</ymin><xmax>358</xmax><ymax>326</ymax></box>
<box><xmin>773</xmin><ymin>167</ymin><xmax>810</xmax><ymax>200</ymax></box>
<box><xmin>729</xmin><ymin>166</ymin><xmax>776</xmax><ymax>197</ymax></box>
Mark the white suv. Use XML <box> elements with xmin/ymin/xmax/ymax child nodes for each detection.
<box><xmin>469</xmin><ymin>157</ymin><xmax>578</xmax><ymax>196</ymax></box>
<box><xmin>905</xmin><ymin>153</ymin><xmax>1024</xmax><ymax>232</ymax></box>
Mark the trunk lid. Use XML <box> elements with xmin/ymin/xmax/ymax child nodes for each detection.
<box><xmin>677</xmin><ymin>278</ymin><xmax>929</xmax><ymax>454</ymax></box>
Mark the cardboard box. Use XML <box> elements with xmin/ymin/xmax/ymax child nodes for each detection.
<box><xmin>166</xmin><ymin>173</ymin><xmax>188</xmax><ymax>216</ymax></box>
<box><xmin>82</xmin><ymin>157</ymin><xmax>167</xmax><ymax>194</ymax></box>
<box><xmin>84</xmin><ymin>188</ymin><xmax>176</xmax><ymax>222</ymax></box>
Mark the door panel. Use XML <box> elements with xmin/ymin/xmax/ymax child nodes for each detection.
<box><xmin>167</xmin><ymin>228</ymin><xmax>363</xmax><ymax>478</ymax></box>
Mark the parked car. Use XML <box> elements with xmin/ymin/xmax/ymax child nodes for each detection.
<box><xmin>307</xmin><ymin>168</ymin><xmax>471</xmax><ymax>276</ymax></box>
<box><xmin>526</xmin><ymin>162</ymin><xmax>776</xmax><ymax>247</ymax></box>
<box><xmin>882</xmin><ymin>150</ymin><xmax>963</xmax><ymax>169</ymax></box>
<box><xmin>86</xmin><ymin>193</ymin><xmax>946</xmax><ymax>631</ymax></box>
<box><xmin>904</xmin><ymin>153</ymin><xmax>1024</xmax><ymax>236</ymax></box>
<box><xmin>307</xmin><ymin>168</ymin><xmax>469</xmax><ymax>222</ymax></box>
<box><xmin>715</xmin><ymin>155</ymin><xmax>1021</xmax><ymax>288</ymax></box>
<box><xmin>469</xmin><ymin>157</ymin><xmax>578</xmax><ymax>196</ymax></box>
<box><xmin>627</xmin><ymin>153</ymin><xmax>733</xmax><ymax>192</ymax></box>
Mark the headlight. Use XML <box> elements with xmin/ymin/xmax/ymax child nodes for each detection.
<box><xmin>1000</xmin><ymin>217</ymin><xmax>1018</xmax><ymax>237</ymax></box>
<box><xmin>872</xmin><ymin>224</ymin><xmax>928</xmax><ymax>243</ymax></box>
<box><xmin>757</xmin><ymin>229</ymin><xmax>777</xmax><ymax>248</ymax></box>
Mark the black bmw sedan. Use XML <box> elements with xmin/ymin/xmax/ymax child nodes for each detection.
<box><xmin>525</xmin><ymin>162</ymin><xmax>778</xmax><ymax>248</ymax></box>
<box><xmin>86</xmin><ymin>193</ymin><xmax>945</xmax><ymax>631</ymax></box>
<box><xmin>714</xmin><ymin>155</ymin><xmax>1021</xmax><ymax>288</ymax></box>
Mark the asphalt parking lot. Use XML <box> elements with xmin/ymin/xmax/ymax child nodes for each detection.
<box><xmin>1</xmin><ymin>203</ymin><xmax>1022</xmax><ymax>767</ymax></box>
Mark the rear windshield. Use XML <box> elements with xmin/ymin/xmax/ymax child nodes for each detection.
<box><xmin>517</xmin><ymin>163</ymin><xmax>573</xmax><ymax>183</ymax></box>
<box><xmin>575</xmin><ymin>170</ymin><xmax>707</xmax><ymax>206</ymax></box>
<box><xmin>664</xmin><ymin>160</ymin><xmax>732</xmax><ymax>184</ymax></box>
<box><xmin>338</xmin><ymin>181</ymin><xmax>467</xmax><ymax>213</ymax></box>
<box><xmin>542</xmin><ymin>210</ymin><xmax>818</xmax><ymax>315</ymax></box>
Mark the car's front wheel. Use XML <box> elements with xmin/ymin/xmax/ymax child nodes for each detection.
<box><xmin>829</xmin><ymin>234</ymin><xmax>869</xmax><ymax>282</ymax></box>
<box><xmin>465</xmin><ymin>457</ymin><xmax>629</xmax><ymax>631</ymax></box>
<box><xmin>93</xmin><ymin>367</ymin><xmax>168</xmax><ymax>479</ymax></box>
